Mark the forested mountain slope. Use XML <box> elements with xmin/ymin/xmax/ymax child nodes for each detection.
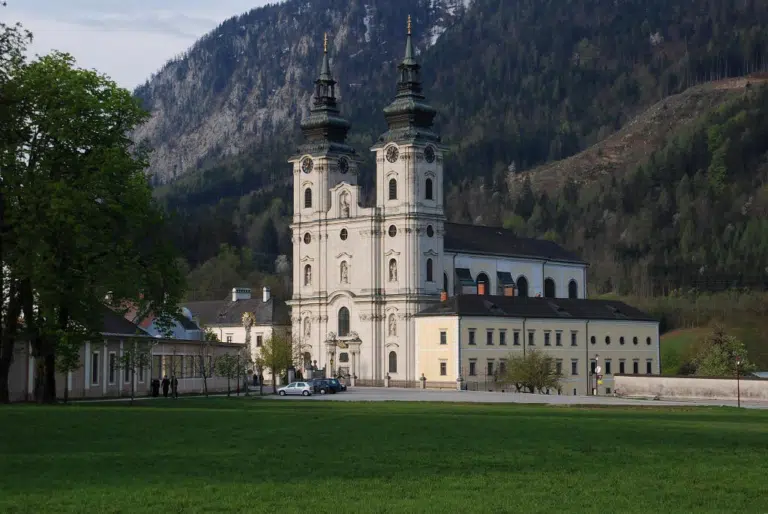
<box><xmin>132</xmin><ymin>0</ymin><xmax>768</xmax><ymax>300</ymax></box>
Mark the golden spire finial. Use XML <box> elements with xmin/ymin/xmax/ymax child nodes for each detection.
<box><xmin>324</xmin><ymin>32</ymin><xmax>328</xmax><ymax>53</ymax></box>
<box><xmin>407</xmin><ymin>15</ymin><xmax>412</xmax><ymax>35</ymax></box>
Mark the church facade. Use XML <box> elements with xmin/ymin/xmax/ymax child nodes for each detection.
<box><xmin>286</xmin><ymin>29</ymin><xmax>588</xmax><ymax>383</ymax></box>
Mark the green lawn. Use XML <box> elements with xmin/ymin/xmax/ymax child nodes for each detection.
<box><xmin>1</xmin><ymin>399</ymin><xmax>767</xmax><ymax>513</ymax></box>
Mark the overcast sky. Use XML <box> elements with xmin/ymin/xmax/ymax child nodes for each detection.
<box><xmin>4</xmin><ymin>0</ymin><xmax>275</xmax><ymax>90</ymax></box>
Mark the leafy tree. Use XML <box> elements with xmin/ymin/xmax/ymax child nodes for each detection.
<box><xmin>253</xmin><ymin>355</ymin><xmax>266</xmax><ymax>396</ymax></box>
<box><xmin>215</xmin><ymin>353</ymin><xmax>239</xmax><ymax>396</ymax></box>
<box><xmin>693</xmin><ymin>324</ymin><xmax>756</xmax><ymax>377</ymax></box>
<box><xmin>260</xmin><ymin>332</ymin><xmax>293</xmax><ymax>393</ymax></box>
<box><xmin>1</xmin><ymin>50</ymin><xmax>185</xmax><ymax>402</ymax></box>
<box><xmin>195</xmin><ymin>339</ymin><xmax>217</xmax><ymax>396</ymax></box>
<box><xmin>54</xmin><ymin>331</ymin><xmax>82</xmax><ymax>404</ymax></box>
<box><xmin>500</xmin><ymin>350</ymin><xmax>564</xmax><ymax>394</ymax></box>
<box><xmin>118</xmin><ymin>341</ymin><xmax>154</xmax><ymax>404</ymax></box>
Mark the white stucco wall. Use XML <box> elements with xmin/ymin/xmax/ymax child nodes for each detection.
<box><xmin>615</xmin><ymin>375</ymin><xmax>768</xmax><ymax>401</ymax></box>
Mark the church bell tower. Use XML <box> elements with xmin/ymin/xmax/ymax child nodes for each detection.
<box><xmin>371</xmin><ymin>17</ymin><xmax>446</xmax><ymax>381</ymax></box>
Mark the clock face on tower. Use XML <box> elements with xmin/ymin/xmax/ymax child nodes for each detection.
<box><xmin>338</xmin><ymin>157</ymin><xmax>349</xmax><ymax>174</ymax></box>
<box><xmin>385</xmin><ymin>146</ymin><xmax>399</xmax><ymax>163</ymax></box>
<box><xmin>424</xmin><ymin>146</ymin><xmax>436</xmax><ymax>163</ymax></box>
<box><xmin>301</xmin><ymin>157</ymin><xmax>314</xmax><ymax>174</ymax></box>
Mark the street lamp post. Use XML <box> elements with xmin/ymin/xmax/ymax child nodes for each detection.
<box><xmin>735</xmin><ymin>356</ymin><xmax>741</xmax><ymax>408</ymax></box>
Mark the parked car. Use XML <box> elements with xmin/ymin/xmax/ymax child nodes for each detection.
<box><xmin>277</xmin><ymin>382</ymin><xmax>312</xmax><ymax>396</ymax></box>
<box><xmin>308</xmin><ymin>379</ymin><xmax>334</xmax><ymax>395</ymax></box>
<box><xmin>326</xmin><ymin>377</ymin><xmax>347</xmax><ymax>392</ymax></box>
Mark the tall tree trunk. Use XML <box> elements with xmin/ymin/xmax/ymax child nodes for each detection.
<box><xmin>63</xmin><ymin>378</ymin><xmax>69</xmax><ymax>404</ymax></box>
<box><xmin>0</xmin><ymin>280</ymin><xmax>22</xmax><ymax>403</ymax></box>
<box><xmin>43</xmin><ymin>352</ymin><xmax>56</xmax><ymax>403</ymax></box>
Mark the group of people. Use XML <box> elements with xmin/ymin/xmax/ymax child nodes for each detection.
<box><xmin>151</xmin><ymin>375</ymin><xmax>179</xmax><ymax>398</ymax></box>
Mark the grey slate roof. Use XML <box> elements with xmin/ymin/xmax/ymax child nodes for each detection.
<box><xmin>102</xmin><ymin>309</ymin><xmax>151</xmax><ymax>336</ymax></box>
<box><xmin>444</xmin><ymin>223</ymin><xmax>585</xmax><ymax>264</ymax></box>
<box><xmin>183</xmin><ymin>297</ymin><xmax>291</xmax><ymax>327</ymax></box>
<box><xmin>416</xmin><ymin>295</ymin><xmax>657</xmax><ymax>323</ymax></box>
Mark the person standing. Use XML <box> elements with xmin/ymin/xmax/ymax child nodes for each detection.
<box><xmin>161</xmin><ymin>375</ymin><xmax>170</xmax><ymax>398</ymax></box>
<box><xmin>171</xmin><ymin>375</ymin><xmax>179</xmax><ymax>399</ymax></box>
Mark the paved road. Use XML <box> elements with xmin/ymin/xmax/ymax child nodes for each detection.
<box><xmin>267</xmin><ymin>386</ymin><xmax>768</xmax><ymax>409</ymax></box>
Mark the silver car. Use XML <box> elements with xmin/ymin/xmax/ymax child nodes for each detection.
<box><xmin>277</xmin><ymin>382</ymin><xmax>312</xmax><ymax>396</ymax></box>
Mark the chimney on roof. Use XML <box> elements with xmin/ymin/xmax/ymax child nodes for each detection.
<box><xmin>262</xmin><ymin>286</ymin><xmax>271</xmax><ymax>303</ymax></box>
<box><xmin>440</xmin><ymin>290</ymin><xmax>448</xmax><ymax>302</ymax></box>
<box><xmin>503</xmin><ymin>285</ymin><xmax>516</xmax><ymax>297</ymax></box>
<box><xmin>231</xmin><ymin>287</ymin><xmax>252</xmax><ymax>302</ymax></box>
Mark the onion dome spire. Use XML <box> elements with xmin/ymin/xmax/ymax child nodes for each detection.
<box><xmin>300</xmin><ymin>32</ymin><xmax>351</xmax><ymax>146</ymax></box>
<box><xmin>379</xmin><ymin>15</ymin><xmax>438</xmax><ymax>143</ymax></box>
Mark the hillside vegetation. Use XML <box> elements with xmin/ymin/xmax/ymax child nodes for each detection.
<box><xmin>133</xmin><ymin>0</ymin><xmax>768</xmax><ymax>299</ymax></box>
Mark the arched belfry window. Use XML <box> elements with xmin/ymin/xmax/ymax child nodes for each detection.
<box><xmin>304</xmin><ymin>187</ymin><xmax>312</xmax><ymax>208</ymax></box>
<box><xmin>389</xmin><ymin>178</ymin><xmax>397</xmax><ymax>200</ymax></box>
<box><xmin>544</xmin><ymin>278</ymin><xmax>556</xmax><ymax>298</ymax></box>
<box><xmin>568</xmin><ymin>280</ymin><xmax>578</xmax><ymax>299</ymax></box>
<box><xmin>516</xmin><ymin>276</ymin><xmax>529</xmax><ymax>297</ymax></box>
<box><xmin>338</xmin><ymin>307</ymin><xmax>350</xmax><ymax>337</ymax></box>
<box><xmin>425</xmin><ymin>178</ymin><xmax>434</xmax><ymax>200</ymax></box>
<box><xmin>388</xmin><ymin>351</ymin><xmax>397</xmax><ymax>373</ymax></box>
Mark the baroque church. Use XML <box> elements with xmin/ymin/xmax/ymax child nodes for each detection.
<box><xmin>286</xmin><ymin>24</ymin><xmax>588</xmax><ymax>383</ymax></box>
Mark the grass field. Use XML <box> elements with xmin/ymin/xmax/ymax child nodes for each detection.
<box><xmin>2</xmin><ymin>398</ymin><xmax>767</xmax><ymax>513</ymax></box>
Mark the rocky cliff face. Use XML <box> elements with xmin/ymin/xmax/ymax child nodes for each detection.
<box><xmin>133</xmin><ymin>0</ymin><xmax>470</xmax><ymax>184</ymax></box>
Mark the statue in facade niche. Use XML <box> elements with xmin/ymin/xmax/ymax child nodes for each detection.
<box><xmin>304</xmin><ymin>318</ymin><xmax>311</xmax><ymax>339</ymax></box>
<box><xmin>388</xmin><ymin>314</ymin><xmax>397</xmax><ymax>337</ymax></box>
<box><xmin>340</xmin><ymin>261</ymin><xmax>349</xmax><ymax>283</ymax></box>
<box><xmin>304</xmin><ymin>265</ymin><xmax>312</xmax><ymax>286</ymax></box>
<box><xmin>389</xmin><ymin>260</ymin><xmax>397</xmax><ymax>282</ymax></box>
<box><xmin>340</xmin><ymin>191</ymin><xmax>350</xmax><ymax>218</ymax></box>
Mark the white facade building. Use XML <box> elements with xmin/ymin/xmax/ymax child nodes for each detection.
<box><xmin>287</xmin><ymin>28</ymin><xmax>588</xmax><ymax>383</ymax></box>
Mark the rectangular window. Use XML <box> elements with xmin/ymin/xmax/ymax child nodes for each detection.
<box><xmin>487</xmin><ymin>361</ymin><xmax>494</xmax><ymax>376</ymax></box>
<box><xmin>440</xmin><ymin>362</ymin><xmax>447</xmax><ymax>376</ymax></box>
<box><xmin>571</xmin><ymin>331</ymin><xmax>578</xmax><ymax>346</ymax></box>
<box><xmin>499</xmin><ymin>360</ymin><xmax>507</xmax><ymax>375</ymax></box>
<box><xmin>619</xmin><ymin>360</ymin><xmax>626</xmax><ymax>374</ymax></box>
<box><xmin>556</xmin><ymin>360</ymin><xmax>563</xmax><ymax>375</ymax></box>
<box><xmin>499</xmin><ymin>331</ymin><xmax>507</xmax><ymax>346</ymax></box>
<box><xmin>138</xmin><ymin>362</ymin><xmax>145</xmax><ymax>382</ymax></box>
<box><xmin>124</xmin><ymin>357</ymin><xmax>131</xmax><ymax>383</ymax></box>
<box><xmin>468</xmin><ymin>330</ymin><xmax>476</xmax><ymax>345</ymax></box>
<box><xmin>256</xmin><ymin>335</ymin><xmax>263</xmax><ymax>347</ymax></box>
<box><xmin>528</xmin><ymin>331</ymin><xmax>535</xmax><ymax>346</ymax></box>
<box><xmin>469</xmin><ymin>360</ymin><xmax>477</xmax><ymax>376</ymax></box>
<box><xmin>646</xmin><ymin>360</ymin><xmax>653</xmax><ymax>375</ymax></box>
<box><xmin>633</xmin><ymin>360</ymin><xmax>639</xmax><ymax>374</ymax></box>
<box><xmin>91</xmin><ymin>352</ymin><xmax>100</xmax><ymax>385</ymax></box>
<box><xmin>605</xmin><ymin>360</ymin><xmax>612</xmax><ymax>375</ymax></box>
<box><xmin>440</xmin><ymin>331</ymin><xmax>447</xmax><ymax>345</ymax></box>
<box><xmin>571</xmin><ymin>359</ymin><xmax>578</xmax><ymax>376</ymax></box>
<box><xmin>226</xmin><ymin>334</ymin><xmax>233</xmax><ymax>343</ymax></box>
<box><xmin>108</xmin><ymin>352</ymin><xmax>117</xmax><ymax>384</ymax></box>
<box><xmin>591</xmin><ymin>360</ymin><xmax>597</xmax><ymax>374</ymax></box>
<box><xmin>544</xmin><ymin>331</ymin><xmax>551</xmax><ymax>346</ymax></box>
<box><xmin>513</xmin><ymin>331</ymin><xmax>520</xmax><ymax>346</ymax></box>
<box><xmin>555</xmin><ymin>331</ymin><xmax>562</xmax><ymax>346</ymax></box>
<box><xmin>486</xmin><ymin>330</ymin><xmax>494</xmax><ymax>345</ymax></box>
<box><xmin>152</xmin><ymin>355</ymin><xmax>161</xmax><ymax>379</ymax></box>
